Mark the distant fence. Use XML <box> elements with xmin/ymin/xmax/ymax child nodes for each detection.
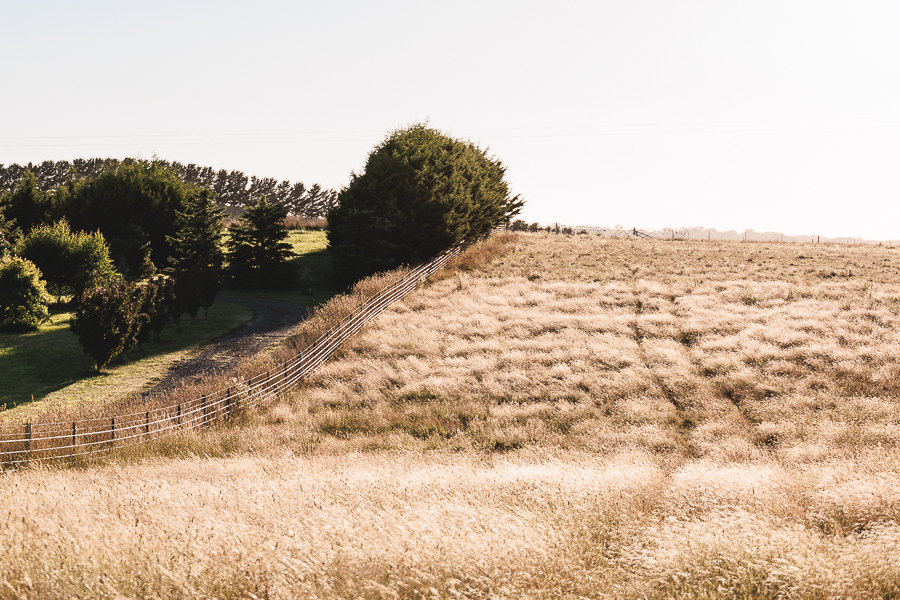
<box><xmin>547</xmin><ymin>224</ymin><xmax>689</xmax><ymax>240</ymax></box>
<box><xmin>0</xmin><ymin>228</ymin><xmax>505</xmax><ymax>466</ymax></box>
<box><xmin>547</xmin><ymin>225</ymin><xmax>887</xmax><ymax>245</ymax></box>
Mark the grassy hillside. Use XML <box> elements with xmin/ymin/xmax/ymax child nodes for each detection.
<box><xmin>3</xmin><ymin>233</ymin><xmax>900</xmax><ymax>598</ymax></box>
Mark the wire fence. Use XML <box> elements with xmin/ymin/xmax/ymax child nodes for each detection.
<box><xmin>0</xmin><ymin>227</ymin><xmax>504</xmax><ymax>466</ymax></box>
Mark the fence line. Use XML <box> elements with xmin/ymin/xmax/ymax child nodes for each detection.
<box><xmin>0</xmin><ymin>227</ymin><xmax>504</xmax><ymax>466</ymax></box>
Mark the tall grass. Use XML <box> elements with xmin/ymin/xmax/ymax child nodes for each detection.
<box><xmin>3</xmin><ymin>232</ymin><xmax>900</xmax><ymax>598</ymax></box>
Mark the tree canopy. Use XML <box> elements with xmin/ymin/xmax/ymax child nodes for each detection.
<box><xmin>225</xmin><ymin>198</ymin><xmax>295</xmax><ymax>288</ymax></box>
<box><xmin>166</xmin><ymin>190</ymin><xmax>226</xmax><ymax>320</ymax></box>
<box><xmin>327</xmin><ymin>124</ymin><xmax>523</xmax><ymax>284</ymax></box>
<box><xmin>0</xmin><ymin>255</ymin><xmax>52</xmax><ymax>331</ymax></box>
<box><xmin>14</xmin><ymin>220</ymin><xmax>116</xmax><ymax>301</ymax></box>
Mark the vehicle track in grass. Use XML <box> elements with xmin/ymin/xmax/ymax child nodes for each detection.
<box><xmin>145</xmin><ymin>295</ymin><xmax>309</xmax><ymax>396</ymax></box>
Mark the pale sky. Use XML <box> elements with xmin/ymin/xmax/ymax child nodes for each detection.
<box><xmin>2</xmin><ymin>1</ymin><xmax>899</xmax><ymax>239</ymax></box>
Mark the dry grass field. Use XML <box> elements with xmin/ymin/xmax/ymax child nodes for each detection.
<box><xmin>3</xmin><ymin>233</ymin><xmax>900</xmax><ymax>598</ymax></box>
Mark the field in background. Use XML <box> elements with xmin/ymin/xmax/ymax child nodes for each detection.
<box><xmin>3</xmin><ymin>233</ymin><xmax>900</xmax><ymax>598</ymax></box>
<box><xmin>222</xmin><ymin>229</ymin><xmax>340</xmax><ymax>307</ymax></box>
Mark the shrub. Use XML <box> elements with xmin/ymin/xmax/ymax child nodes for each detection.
<box><xmin>70</xmin><ymin>277</ymin><xmax>141</xmax><ymax>370</ymax></box>
<box><xmin>510</xmin><ymin>219</ymin><xmax>529</xmax><ymax>232</ymax></box>
<box><xmin>144</xmin><ymin>275</ymin><xmax>175</xmax><ymax>341</ymax></box>
<box><xmin>0</xmin><ymin>255</ymin><xmax>52</xmax><ymax>331</ymax></box>
<box><xmin>15</xmin><ymin>220</ymin><xmax>117</xmax><ymax>301</ymax></box>
<box><xmin>298</xmin><ymin>268</ymin><xmax>314</xmax><ymax>294</ymax></box>
<box><xmin>327</xmin><ymin>123</ymin><xmax>524</xmax><ymax>284</ymax></box>
<box><xmin>56</xmin><ymin>161</ymin><xmax>196</xmax><ymax>278</ymax></box>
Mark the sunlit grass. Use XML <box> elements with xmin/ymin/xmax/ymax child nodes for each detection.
<box><xmin>0</xmin><ymin>301</ymin><xmax>252</xmax><ymax>418</ymax></box>
<box><xmin>222</xmin><ymin>229</ymin><xmax>340</xmax><ymax>307</ymax></box>
<box><xmin>5</xmin><ymin>233</ymin><xmax>900</xmax><ymax>598</ymax></box>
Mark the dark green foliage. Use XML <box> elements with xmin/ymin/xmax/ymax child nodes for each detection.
<box><xmin>298</xmin><ymin>268</ymin><xmax>314</xmax><ymax>295</ymax></box>
<box><xmin>0</xmin><ymin>255</ymin><xmax>52</xmax><ymax>331</ymax></box>
<box><xmin>15</xmin><ymin>220</ymin><xmax>117</xmax><ymax>301</ymax></box>
<box><xmin>166</xmin><ymin>190</ymin><xmax>225</xmax><ymax>319</ymax></box>
<box><xmin>0</xmin><ymin>172</ymin><xmax>53</xmax><ymax>240</ymax></box>
<box><xmin>327</xmin><ymin>205</ymin><xmax>401</xmax><ymax>282</ymax></box>
<box><xmin>328</xmin><ymin>124</ymin><xmax>524</xmax><ymax>284</ymax></box>
<box><xmin>55</xmin><ymin>161</ymin><xmax>193</xmax><ymax>278</ymax></box>
<box><xmin>0</xmin><ymin>210</ymin><xmax>13</xmax><ymax>257</ymax></box>
<box><xmin>510</xmin><ymin>219</ymin><xmax>528</xmax><ymax>231</ymax></box>
<box><xmin>70</xmin><ymin>277</ymin><xmax>141</xmax><ymax>370</ymax></box>
<box><xmin>225</xmin><ymin>198</ymin><xmax>296</xmax><ymax>288</ymax></box>
<box><xmin>144</xmin><ymin>275</ymin><xmax>175</xmax><ymax>342</ymax></box>
<box><xmin>0</xmin><ymin>159</ymin><xmax>337</xmax><ymax>218</ymax></box>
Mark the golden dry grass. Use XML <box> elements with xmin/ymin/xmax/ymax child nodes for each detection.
<box><xmin>3</xmin><ymin>232</ymin><xmax>900</xmax><ymax>598</ymax></box>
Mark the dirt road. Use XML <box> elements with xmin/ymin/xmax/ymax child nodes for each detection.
<box><xmin>146</xmin><ymin>295</ymin><xmax>309</xmax><ymax>395</ymax></box>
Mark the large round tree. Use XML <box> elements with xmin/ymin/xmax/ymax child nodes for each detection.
<box><xmin>327</xmin><ymin>124</ymin><xmax>523</xmax><ymax>284</ymax></box>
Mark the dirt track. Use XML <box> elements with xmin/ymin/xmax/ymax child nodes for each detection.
<box><xmin>145</xmin><ymin>295</ymin><xmax>308</xmax><ymax>395</ymax></box>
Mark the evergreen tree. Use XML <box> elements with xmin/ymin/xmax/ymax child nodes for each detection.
<box><xmin>0</xmin><ymin>171</ymin><xmax>54</xmax><ymax>239</ymax></box>
<box><xmin>225</xmin><ymin>198</ymin><xmax>295</xmax><ymax>288</ymax></box>
<box><xmin>328</xmin><ymin>124</ymin><xmax>524</xmax><ymax>285</ymax></box>
<box><xmin>57</xmin><ymin>160</ymin><xmax>192</xmax><ymax>278</ymax></box>
<box><xmin>166</xmin><ymin>190</ymin><xmax>225</xmax><ymax>319</ymax></box>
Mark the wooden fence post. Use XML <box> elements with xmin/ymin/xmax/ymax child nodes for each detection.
<box><xmin>25</xmin><ymin>423</ymin><xmax>32</xmax><ymax>460</ymax></box>
<box><xmin>72</xmin><ymin>421</ymin><xmax>77</xmax><ymax>452</ymax></box>
<box><xmin>201</xmin><ymin>395</ymin><xmax>208</xmax><ymax>426</ymax></box>
<box><xmin>145</xmin><ymin>411</ymin><xmax>151</xmax><ymax>439</ymax></box>
<box><xmin>177</xmin><ymin>404</ymin><xmax>182</xmax><ymax>426</ymax></box>
<box><xmin>110</xmin><ymin>417</ymin><xmax>116</xmax><ymax>448</ymax></box>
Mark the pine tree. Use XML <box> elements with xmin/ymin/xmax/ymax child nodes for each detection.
<box><xmin>166</xmin><ymin>190</ymin><xmax>225</xmax><ymax>320</ymax></box>
<box><xmin>225</xmin><ymin>198</ymin><xmax>295</xmax><ymax>288</ymax></box>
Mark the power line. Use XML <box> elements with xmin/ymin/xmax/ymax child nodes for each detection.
<box><xmin>2</xmin><ymin>115</ymin><xmax>899</xmax><ymax>145</ymax></box>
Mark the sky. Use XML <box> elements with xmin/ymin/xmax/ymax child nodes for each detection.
<box><xmin>2</xmin><ymin>0</ymin><xmax>899</xmax><ymax>240</ymax></box>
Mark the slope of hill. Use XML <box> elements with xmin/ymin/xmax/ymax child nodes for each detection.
<box><xmin>2</xmin><ymin>233</ymin><xmax>900</xmax><ymax>598</ymax></box>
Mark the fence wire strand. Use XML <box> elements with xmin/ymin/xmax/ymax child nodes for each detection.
<box><xmin>0</xmin><ymin>228</ymin><xmax>502</xmax><ymax>465</ymax></box>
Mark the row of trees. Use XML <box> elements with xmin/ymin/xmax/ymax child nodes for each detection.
<box><xmin>0</xmin><ymin>158</ymin><xmax>337</xmax><ymax>219</ymax></box>
<box><xmin>0</xmin><ymin>160</ymin><xmax>297</xmax><ymax>284</ymax></box>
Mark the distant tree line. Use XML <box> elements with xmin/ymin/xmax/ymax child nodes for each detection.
<box><xmin>0</xmin><ymin>158</ymin><xmax>337</xmax><ymax>219</ymax></box>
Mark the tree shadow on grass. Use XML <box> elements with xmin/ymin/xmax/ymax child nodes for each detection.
<box><xmin>0</xmin><ymin>301</ymin><xmax>253</xmax><ymax>410</ymax></box>
<box><xmin>0</xmin><ymin>309</ymin><xmax>96</xmax><ymax>408</ymax></box>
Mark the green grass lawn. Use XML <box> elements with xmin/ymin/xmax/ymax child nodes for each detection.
<box><xmin>0</xmin><ymin>301</ymin><xmax>253</xmax><ymax>415</ymax></box>
<box><xmin>1</xmin><ymin>229</ymin><xmax>334</xmax><ymax>418</ymax></box>
<box><xmin>222</xmin><ymin>229</ymin><xmax>343</xmax><ymax>307</ymax></box>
